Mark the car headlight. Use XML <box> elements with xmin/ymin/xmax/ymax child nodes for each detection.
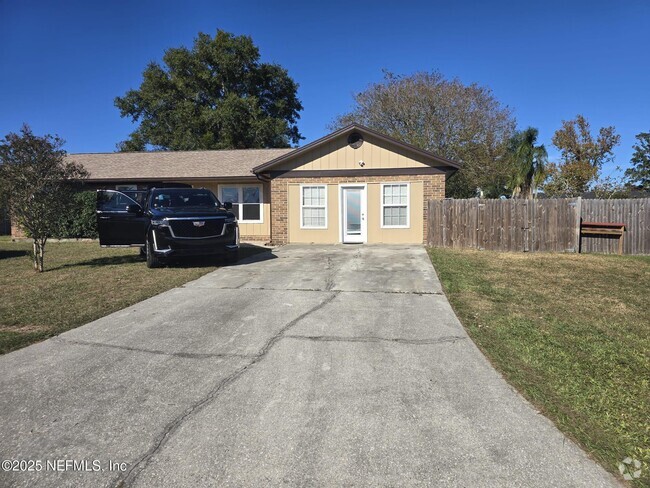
<box><xmin>151</xmin><ymin>219</ymin><xmax>169</xmax><ymax>227</ymax></box>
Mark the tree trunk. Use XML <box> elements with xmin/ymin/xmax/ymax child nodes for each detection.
<box><xmin>32</xmin><ymin>241</ymin><xmax>39</xmax><ymax>271</ymax></box>
<box><xmin>32</xmin><ymin>239</ymin><xmax>46</xmax><ymax>272</ymax></box>
<box><xmin>38</xmin><ymin>238</ymin><xmax>46</xmax><ymax>272</ymax></box>
<box><xmin>38</xmin><ymin>241</ymin><xmax>45</xmax><ymax>272</ymax></box>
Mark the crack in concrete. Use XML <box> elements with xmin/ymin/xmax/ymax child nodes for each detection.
<box><xmin>282</xmin><ymin>334</ymin><xmax>467</xmax><ymax>345</ymax></box>
<box><xmin>52</xmin><ymin>337</ymin><xmax>255</xmax><ymax>360</ymax></box>
<box><xmin>324</xmin><ymin>256</ymin><xmax>335</xmax><ymax>291</ymax></box>
<box><xmin>186</xmin><ymin>285</ymin><xmax>444</xmax><ymax>295</ymax></box>
<box><xmin>114</xmin><ymin>291</ymin><xmax>339</xmax><ymax>488</ymax></box>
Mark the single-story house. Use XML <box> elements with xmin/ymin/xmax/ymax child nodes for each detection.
<box><xmin>27</xmin><ymin>124</ymin><xmax>460</xmax><ymax>244</ymax></box>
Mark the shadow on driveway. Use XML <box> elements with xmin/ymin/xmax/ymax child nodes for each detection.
<box><xmin>49</xmin><ymin>244</ymin><xmax>277</xmax><ymax>270</ymax></box>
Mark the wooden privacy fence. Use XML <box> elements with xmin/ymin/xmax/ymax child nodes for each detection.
<box><xmin>427</xmin><ymin>198</ymin><xmax>650</xmax><ymax>255</ymax></box>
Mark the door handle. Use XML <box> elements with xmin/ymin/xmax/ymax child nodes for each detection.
<box><xmin>99</xmin><ymin>216</ymin><xmax>111</xmax><ymax>220</ymax></box>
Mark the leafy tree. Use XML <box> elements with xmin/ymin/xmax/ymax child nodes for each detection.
<box><xmin>507</xmin><ymin>128</ymin><xmax>547</xmax><ymax>199</ymax></box>
<box><xmin>592</xmin><ymin>173</ymin><xmax>630</xmax><ymax>199</ymax></box>
<box><xmin>545</xmin><ymin>115</ymin><xmax>620</xmax><ymax>196</ymax></box>
<box><xmin>331</xmin><ymin>71</ymin><xmax>516</xmax><ymax>197</ymax></box>
<box><xmin>625</xmin><ymin>131</ymin><xmax>650</xmax><ymax>190</ymax></box>
<box><xmin>115</xmin><ymin>30</ymin><xmax>303</xmax><ymax>151</ymax></box>
<box><xmin>0</xmin><ymin>125</ymin><xmax>87</xmax><ymax>272</ymax></box>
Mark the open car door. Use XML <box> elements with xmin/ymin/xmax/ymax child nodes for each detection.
<box><xmin>96</xmin><ymin>190</ymin><xmax>148</xmax><ymax>247</ymax></box>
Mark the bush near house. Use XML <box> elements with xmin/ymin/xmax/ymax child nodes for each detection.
<box><xmin>54</xmin><ymin>191</ymin><xmax>98</xmax><ymax>239</ymax></box>
<box><xmin>428</xmin><ymin>248</ymin><xmax>650</xmax><ymax>487</ymax></box>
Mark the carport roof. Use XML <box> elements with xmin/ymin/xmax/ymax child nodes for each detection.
<box><xmin>68</xmin><ymin>148</ymin><xmax>294</xmax><ymax>181</ymax></box>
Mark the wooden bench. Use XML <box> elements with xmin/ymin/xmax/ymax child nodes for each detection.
<box><xmin>580</xmin><ymin>221</ymin><xmax>626</xmax><ymax>255</ymax></box>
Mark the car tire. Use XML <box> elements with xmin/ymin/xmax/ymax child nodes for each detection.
<box><xmin>146</xmin><ymin>237</ymin><xmax>162</xmax><ymax>268</ymax></box>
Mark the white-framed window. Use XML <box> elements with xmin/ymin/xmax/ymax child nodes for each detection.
<box><xmin>381</xmin><ymin>183</ymin><xmax>410</xmax><ymax>228</ymax></box>
<box><xmin>301</xmin><ymin>185</ymin><xmax>327</xmax><ymax>229</ymax></box>
<box><xmin>218</xmin><ymin>184</ymin><xmax>263</xmax><ymax>223</ymax></box>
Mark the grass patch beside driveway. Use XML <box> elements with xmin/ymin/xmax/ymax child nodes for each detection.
<box><xmin>0</xmin><ymin>238</ymin><xmax>265</xmax><ymax>355</ymax></box>
<box><xmin>428</xmin><ymin>248</ymin><xmax>649</xmax><ymax>486</ymax></box>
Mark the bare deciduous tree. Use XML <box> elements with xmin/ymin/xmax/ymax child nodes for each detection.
<box><xmin>331</xmin><ymin>71</ymin><xmax>516</xmax><ymax>197</ymax></box>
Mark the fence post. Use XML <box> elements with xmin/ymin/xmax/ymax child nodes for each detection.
<box><xmin>474</xmin><ymin>198</ymin><xmax>479</xmax><ymax>250</ymax></box>
<box><xmin>575</xmin><ymin>197</ymin><xmax>582</xmax><ymax>253</ymax></box>
<box><xmin>442</xmin><ymin>199</ymin><xmax>447</xmax><ymax>247</ymax></box>
<box><xmin>523</xmin><ymin>200</ymin><xmax>529</xmax><ymax>252</ymax></box>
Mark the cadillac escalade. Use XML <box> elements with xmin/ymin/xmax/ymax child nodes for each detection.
<box><xmin>96</xmin><ymin>187</ymin><xmax>239</xmax><ymax>268</ymax></box>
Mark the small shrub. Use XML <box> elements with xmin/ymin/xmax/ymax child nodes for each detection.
<box><xmin>54</xmin><ymin>191</ymin><xmax>98</xmax><ymax>239</ymax></box>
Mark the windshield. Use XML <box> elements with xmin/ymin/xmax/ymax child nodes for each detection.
<box><xmin>150</xmin><ymin>189</ymin><xmax>221</xmax><ymax>209</ymax></box>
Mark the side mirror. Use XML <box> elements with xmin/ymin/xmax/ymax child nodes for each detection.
<box><xmin>223</xmin><ymin>201</ymin><xmax>233</xmax><ymax>210</ymax></box>
<box><xmin>126</xmin><ymin>204</ymin><xmax>142</xmax><ymax>214</ymax></box>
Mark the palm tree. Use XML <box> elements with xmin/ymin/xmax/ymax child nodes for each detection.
<box><xmin>507</xmin><ymin>128</ymin><xmax>548</xmax><ymax>199</ymax></box>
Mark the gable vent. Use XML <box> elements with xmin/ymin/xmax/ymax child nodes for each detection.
<box><xmin>347</xmin><ymin>132</ymin><xmax>364</xmax><ymax>149</ymax></box>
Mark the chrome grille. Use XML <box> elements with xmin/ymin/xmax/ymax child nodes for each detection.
<box><xmin>168</xmin><ymin>219</ymin><xmax>225</xmax><ymax>238</ymax></box>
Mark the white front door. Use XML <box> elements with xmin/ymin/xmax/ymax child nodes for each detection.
<box><xmin>341</xmin><ymin>185</ymin><xmax>367</xmax><ymax>243</ymax></box>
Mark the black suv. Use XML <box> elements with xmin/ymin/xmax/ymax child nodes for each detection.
<box><xmin>97</xmin><ymin>188</ymin><xmax>239</xmax><ymax>268</ymax></box>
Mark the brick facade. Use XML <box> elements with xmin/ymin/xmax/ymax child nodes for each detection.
<box><xmin>270</xmin><ymin>178</ymin><xmax>289</xmax><ymax>245</ymax></box>
<box><xmin>11</xmin><ymin>223</ymin><xmax>26</xmax><ymax>238</ymax></box>
<box><xmin>269</xmin><ymin>173</ymin><xmax>445</xmax><ymax>245</ymax></box>
<box><xmin>240</xmin><ymin>234</ymin><xmax>270</xmax><ymax>243</ymax></box>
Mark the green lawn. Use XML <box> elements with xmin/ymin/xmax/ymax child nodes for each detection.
<box><xmin>428</xmin><ymin>248</ymin><xmax>650</xmax><ymax>486</ymax></box>
<box><xmin>0</xmin><ymin>238</ymin><xmax>264</xmax><ymax>355</ymax></box>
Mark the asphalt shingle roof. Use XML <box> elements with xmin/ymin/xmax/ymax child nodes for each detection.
<box><xmin>67</xmin><ymin>148</ymin><xmax>294</xmax><ymax>180</ymax></box>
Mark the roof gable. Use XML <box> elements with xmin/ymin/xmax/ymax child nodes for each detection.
<box><xmin>252</xmin><ymin>124</ymin><xmax>461</xmax><ymax>174</ymax></box>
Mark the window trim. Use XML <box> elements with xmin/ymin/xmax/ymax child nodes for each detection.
<box><xmin>380</xmin><ymin>182</ymin><xmax>410</xmax><ymax>229</ymax></box>
<box><xmin>300</xmin><ymin>184</ymin><xmax>328</xmax><ymax>230</ymax></box>
<box><xmin>217</xmin><ymin>184</ymin><xmax>263</xmax><ymax>224</ymax></box>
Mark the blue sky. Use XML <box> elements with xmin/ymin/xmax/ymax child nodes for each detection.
<box><xmin>1</xmin><ymin>0</ymin><xmax>648</xmax><ymax>177</ymax></box>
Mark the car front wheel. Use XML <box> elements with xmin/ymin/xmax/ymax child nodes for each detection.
<box><xmin>146</xmin><ymin>237</ymin><xmax>162</xmax><ymax>268</ymax></box>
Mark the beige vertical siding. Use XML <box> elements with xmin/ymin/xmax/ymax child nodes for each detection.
<box><xmin>271</xmin><ymin>134</ymin><xmax>435</xmax><ymax>172</ymax></box>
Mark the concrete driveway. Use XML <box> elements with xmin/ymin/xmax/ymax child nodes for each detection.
<box><xmin>0</xmin><ymin>245</ymin><xmax>618</xmax><ymax>487</ymax></box>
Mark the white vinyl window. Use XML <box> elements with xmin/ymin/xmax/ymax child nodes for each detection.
<box><xmin>301</xmin><ymin>185</ymin><xmax>327</xmax><ymax>229</ymax></box>
<box><xmin>219</xmin><ymin>185</ymin><xmax>263</xmax><ymax>223</ymax></box>
<box><xmin>381</xmin><ymin>183</ymin><xmax>410</xmax><ymax>228</ymax></box>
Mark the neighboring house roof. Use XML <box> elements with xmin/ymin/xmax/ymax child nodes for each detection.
<box><xmin>68</xmin><ymin>148</ymin><xmax>293</xmax><ymax>181</ymax></box>
<box><xmin>252</xmin><ymin>123</ymin><xmax>462</xmax><ymax>173</ymax></box>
